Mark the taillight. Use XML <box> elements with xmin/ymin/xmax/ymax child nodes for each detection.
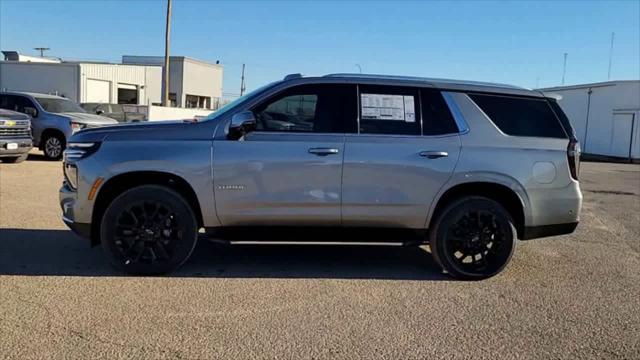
<box><xmin>567</xmin><ymin>138</ymin><xmax>580</xmax><ymax>180</ymax></box>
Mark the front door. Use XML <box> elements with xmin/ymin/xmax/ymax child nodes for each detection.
<box><xmin>213</xmin><ymin>83</ymin><xmax>358</xmax><ymax>226</ymax></box>
<box><xmin>341</xmin><ymin>86</ymin><xmax>461</xmax><ymax>228</ymax></box>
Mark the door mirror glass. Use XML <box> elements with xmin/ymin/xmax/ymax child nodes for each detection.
<box><xmin>24</xmin><ymin>106</ymin><xmax>38</xmax><ymax>118</ymax></box>
<box><xmin>228</xmin><ymin>111</ymin><xmax>257</xmax><ymax>139</ymax></box>
<box><xmin>96</xmin><ymin>109</ymin><xmax>104</xmax><ymax>115</ymax></box>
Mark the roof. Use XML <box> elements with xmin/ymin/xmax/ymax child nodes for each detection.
<box><xmin>0</xmin><ymin>90</ymin><xmax>67</xmax><ymax>99</ymax></box>
<box><xmin>537</xmin><ymin>80</ymin><xmax>640</xmax><ymax>92</ymax></box>
<box><xmin>324</xmin><ymin>73</ymin><xmax>527</xmax><ymax>90</ymax></box>
<box><xmin>280</xmin><ymin>73</ymin><xmax>542</xmax><ymax>97</ymax></box>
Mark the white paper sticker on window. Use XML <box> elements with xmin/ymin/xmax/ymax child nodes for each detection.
<box><xmin>361</xmin><ymin>93</ymin><xmax>415</xmax><ymax>122</ymax></box>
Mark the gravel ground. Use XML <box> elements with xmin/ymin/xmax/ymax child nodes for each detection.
<box><xmin>1</xmin><ymin>154</ymin><xmax>639</xmax><ymax>359</ymax></box>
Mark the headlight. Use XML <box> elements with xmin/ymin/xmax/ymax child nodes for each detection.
<box><xmin>71</xmin><ymin>122</ymin><xmax>87</xmax><ymax>133</ymax></box>
<box><xmin>64</xmin><ymin>163</ymin><xmax>78</xmax><ymax>189</ymax></box>
<box><xmin>63</xmin><ymin>142</ymin><xmax>101</xmax><ymax>162</ymax></box>
<box><xmin>62</xmin><ymin>142</ymin><xmax>100</xmax><ymax>190</ymax></box>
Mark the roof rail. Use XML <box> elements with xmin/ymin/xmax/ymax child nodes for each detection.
<box><xmin>283</xmin><ymin>73</ymin><xmax>303</xmax><ymax>81</ymax></box>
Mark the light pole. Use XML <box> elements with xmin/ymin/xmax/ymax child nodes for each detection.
<box><xmin>163</xmin><ymin>0</ymin><xmax>172</xmax><ymax>107</ymax></box>
<box><xmin>355</xmin><ymin>64</ymin><xmax>362</xmax><ymax>74</ymax></box>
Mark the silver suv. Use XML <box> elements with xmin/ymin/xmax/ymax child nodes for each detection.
<box><xmin>59</xmin><ymin>74</ymin><xmax>582</xmax><ymax>279</ymax></box>
<box><xmin>0</xmin><ymin>92</ymin><xmax>118</xmax><ymax>160</ymax></box>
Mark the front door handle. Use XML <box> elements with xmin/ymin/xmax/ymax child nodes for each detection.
<box><xmin>308</xmin><ymin>147</ymin><xmax>340</xmax><ymax>156</ymax></box>
<box><xmin>419</xmin><ymin>151</ymin><xmax>448</xmax><ymax>159</ymax></box>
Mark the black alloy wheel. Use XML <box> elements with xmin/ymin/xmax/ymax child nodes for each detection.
<box><xmin>101</xmin><ymin>185</ymin><xmax>198</xmax><ymax>275</ymax></box>
<box><xmin>429</xmin><ymin>196</ymin><xmax>516</xmax><ymax>280</ymax></box>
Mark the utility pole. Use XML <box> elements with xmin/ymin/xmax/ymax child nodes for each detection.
<box><xmin>561</xmin><ymin>52</ymin><xmax>568</xmax><ymax>85</ymax></box>
<box><xmin>34</xmin><ymin>47</ymin><xmax>50</xmax><ymax>57</ymax></box>
<box><xmin>240</xmin><ymin>64</ymin><xmax>246</xmax><ymax>96</ymax></box>
<box><xmin>607</xmin><ymin>32</ymin><xmax>615</xmax><ymax>80</ymax></box>
<box><xmin>162</xmin><ymin>0</ymin><xmax>172</xmax><ymax>107</ymax></box>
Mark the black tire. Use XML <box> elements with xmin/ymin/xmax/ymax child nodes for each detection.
<box><xmin>1</xmin><ymin>154</ymin><xmax>28</xmax><ymax>163</ymax></box>
<box><xmin>429</xmin><ymin>196</ymin><xmax>516</xmax><ymax>280</ymax></box>
<box><xmin>100</xmin><ymin>185</ymin><xmax>198</xmax><ymax>275</ymax></box>
<box><xmin>42</xmin><ymin>133</ymin><xmax>65</xmax><ymax>160</ymax></box>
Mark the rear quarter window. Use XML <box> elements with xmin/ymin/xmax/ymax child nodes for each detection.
<box><xmin>469</xmin><ymin>94</ymin><xmax>567</xmax><ymax>138</ymax></box>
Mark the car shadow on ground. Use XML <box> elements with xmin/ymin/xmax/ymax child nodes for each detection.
<box><xmin>0</xmin><ymin>228</ymin><xmax>447</xmax><ymax>280</ymax></box>
<box><xmin>26</xmin><ymin>153</ymin><xmax>49</xmax><ymax>162</ymax></box>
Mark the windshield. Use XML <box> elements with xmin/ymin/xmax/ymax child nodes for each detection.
<box><xmin>36</xmin><ymin>97</ymin><xmax>86</xmax><ymax>114</ymax></box>
<box><xmin>203</xmin><ymin>82</ymin><xmax>278</xmax><ymax>121</ymax></box>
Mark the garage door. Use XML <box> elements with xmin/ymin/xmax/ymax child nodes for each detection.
<box><xmin>86</xmin><ymin>79</ymin><xmax>110</xmax><ymax>103</ymax></box>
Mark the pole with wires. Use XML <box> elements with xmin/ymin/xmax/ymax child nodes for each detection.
<box><xmin>162</xmin><ymin>0</ymin><xmax>172</xmax><ymax>107</ymax></box>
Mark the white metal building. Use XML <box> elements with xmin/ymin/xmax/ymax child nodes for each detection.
<box><xmin>0</xmin><ymin>59</ymin><xmax>162</xmax><ymax>105</ymax></box>
<box><xmin>538</xmin><ymin>81</ymin><xmax>640</xmax><ymax>161</ymax></box>
<box><xmin>122</xmin><ymin>55</ymin><xmax>223</xmax><ymax>109</ymax></box>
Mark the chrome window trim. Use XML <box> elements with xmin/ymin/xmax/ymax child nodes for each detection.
<box><xmin>442</xmin><ymin>91</ymin><xmax>470</xmax><ymax>134</ymax></box>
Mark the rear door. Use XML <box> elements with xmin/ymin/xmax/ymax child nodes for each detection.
<box><xmin>212</xmin><ymin>83</ymin><xmax>358</xmax><ymax>226</ymax></box>
<box><xmin>341</xmin><ymin>86</ymin><xmax>461</xmax><ymax>228</ymax></box>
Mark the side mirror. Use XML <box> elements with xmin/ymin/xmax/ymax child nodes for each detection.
<box><xmin>228</xmin><ymin>111</ymin><xmax>257</xmax><ymax>140</ymax></box>
<box><xmin>96</xmin><ymin>109</ymin><xmax>104</xmax><ymax>115</ymax></box>
<box><xmin>24</xmin><ymin>107</ymin><xmax>38</xmax><ymax>118</ymax></box>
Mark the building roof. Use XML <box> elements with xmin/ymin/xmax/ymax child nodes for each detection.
<box><xmin>537</xmin><ymin>80</ymin><xmax>640</xmax><ymax>92</ymax></box>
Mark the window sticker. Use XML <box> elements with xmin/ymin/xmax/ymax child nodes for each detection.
<box><xmin>361</xmin><ymin>93</ymin><xmax>415</xmax><ymax>122</ymax></box>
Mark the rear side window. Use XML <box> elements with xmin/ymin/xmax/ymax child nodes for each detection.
<box><xmin>548</xmin><ymin>99</ymin><xmax>575</xmax><ymax>139</ymax></box>
<box><xmin>421</xmin><ymin>89</ymin><xmax>459</xmax><ymax>135</ymax></box>
<box><xmin>358</xmin><ymin>85</ymin><xmax>420</xmax><ymax>135</ymax></box>
<box><xmin>0</xmin><ymin>95</ymin><xmax>36</xmax><ymax>114</ymax></box>
<box><xmin>253</xmin><ymin>84</ymin><xmax>357</xmax><ymax>133</ymax></box>
<box><xmin>469</xmin><ymin>94</ymin><xmax>567</xmax><ymax>138</ymax></box>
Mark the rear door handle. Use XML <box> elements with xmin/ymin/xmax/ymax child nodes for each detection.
<box><xmin>308</xmin><ymin>147</ymin><xmax>340</xmax><ymax>156</ymax></box>
<box><xmin>419</xmin><ymin>151</ymin><xmax>448</xmax><ymax>159</ymax></box>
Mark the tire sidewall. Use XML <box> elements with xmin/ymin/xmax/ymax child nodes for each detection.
<box><xmin>100</xmin><ymin>185</ymin><xmax>198</xmax><ymax>275</ymax></box>
<box><xmin>429</xmin><ymin>196</ymin><xmax>516</xmax><ymax>280</ymax></box>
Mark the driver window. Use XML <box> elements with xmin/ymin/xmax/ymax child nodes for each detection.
<box><xmin>252</xmin><ymin>84</ymin><xmax>357</xmax><ymax>134</ymax></box>
<box><xmin>257</xmin><ymin>94</ymin><xmax>318</xmax><ymax>132</ymax></box>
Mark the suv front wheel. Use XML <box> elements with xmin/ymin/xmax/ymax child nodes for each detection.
<box><xmin>100</xmin><ymin>185</ymin><xmax>199</xmax><ymax>275</ymax></box>
<box><xmin>42</xmin><ymin>133</ymin><xmax>65</xmax><ymax>160</ymax></box>
<box><xmin>429</xmin><ymin>196</ymin><xmax>516</xmax><ymax>280</ymax></box>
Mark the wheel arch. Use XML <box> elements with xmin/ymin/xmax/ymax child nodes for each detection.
<box><xmin>39</xmin><ymin>128</ymin><xmax>66</xmax><ymax>150</ymax></box>
<box><xmin>427</xmin><ymin>180</ymin><xmax>528</xmax><ymax>239</ymax></box>
<box><xmin>90</xmin><ymin>171</ymin><xmax>204</xmax><ymax>246</ymax></box>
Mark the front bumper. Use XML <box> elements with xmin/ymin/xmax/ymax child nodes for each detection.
<box><xmin>60</xmin><ymin>182</ymin><xmax>92</xmax><ymax>239</ymax></box>
<box><xmin>0</xmin><ymin>137</ymin><xmax>32</xmax><ymax>157</ymax></box>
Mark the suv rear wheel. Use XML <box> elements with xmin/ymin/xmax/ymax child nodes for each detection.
<box><xmin>42</xmin><ymin>133</ymin><xmax>65</xmax><ymax>160</ymax></box>
<box><xmin>100</xmin><ymin>185</ymin><xmax>198</xmax><ymax>275</ymax></box>
<box><xmin>429</xmin><ymin>196</ymin><xmax>516</xmax><ymax>280</ymax></box>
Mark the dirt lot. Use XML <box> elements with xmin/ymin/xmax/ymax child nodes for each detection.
<box><xmin>1</xmin><ymin>153</ymin><xmax>639</xmax><ymax>359</ymax></box>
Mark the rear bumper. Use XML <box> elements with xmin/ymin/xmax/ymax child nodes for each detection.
<box><xmin>0</xmin><ymin>137</ymin><xmax>32</xmax><ymax>157</ymax></box>
<box><xmin>521</xmin><ymin>221</ymin><xmax>579</xmax><ymax>240</ymax></box>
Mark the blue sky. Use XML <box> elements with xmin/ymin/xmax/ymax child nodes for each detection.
<box><xmin>1</xmin><ymin>0</ymin><xmax>639</xmax><ymax>96</ymax></box>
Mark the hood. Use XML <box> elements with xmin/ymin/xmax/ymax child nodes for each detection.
<box><xmin>63</xmin><ymin>112</ymin><xmax>119</xmax><ymax>126</ymax></box>
<box><xmin>70</xmin><ymin>118</ymin><xmax>210</xmax><ymax>143</ymax></box>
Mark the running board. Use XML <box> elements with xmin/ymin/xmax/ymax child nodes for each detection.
<box><xmin>224</xmin><ymin>240</ymin><xmax>406</xmax><ymax>246</ymax></box>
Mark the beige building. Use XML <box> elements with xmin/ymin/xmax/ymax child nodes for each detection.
<box><xmin>122</xmin><ymin>55</ymin><xmax>223</xmax><ymax>109</ymax></box>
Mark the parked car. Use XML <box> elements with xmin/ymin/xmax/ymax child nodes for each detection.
<box><xmin>0</xmin><ymin>109</ymin><xmax>33</xmax><ymax>163</ymax></box>
<box><xmin>81</xmin><ymin>103</ymin><xmax>146</xmax><ymax>123</ymax></box>
<box><xmin>0</xmin><ymin>92</ymin><xmax>118</xmax><ymax>160</ymax></box>
<box><xmin>60</xmin><ymin>73</ymin><xmax>582</xmax><ymax>279</ymax></box>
